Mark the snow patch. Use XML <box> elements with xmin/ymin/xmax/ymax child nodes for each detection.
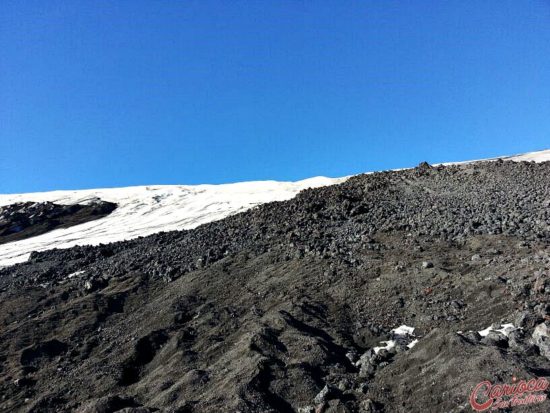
<box><xmin>478</xmin><ymin>323</ymin><xmax>518</xmax><ymax>337</ymax></box>
<box><xmin>440</xmin><ymin>149</ymin><xmax>550</xmax><ymax>166</ymax></box>
<box><xmin>373</xmin><ymin>325</ymin><xmax>416</xmax><ymax>354</ymax></box>
<box><xmin>459</xmin><ymin>323</ymin><xmax>518</xmax><ymax>338</ymax></box>
<box><xmin>392</xmin><ymin>325</ymin><xmax>415</xmax><ymax>336</ymax></box>
<box><xmin>67</xmin><ymin>270</ymin><xmax>86</xmax><ymax>279</ymax></box>
<box><xmin>407</xmin><ymin>339</ymin><xmax>419</xmax><ymax>349</ymax></box>
<box><xmin>373</xmin><ymin>341</ymin><xmax>395</xmax><ymax>354</ymax></box>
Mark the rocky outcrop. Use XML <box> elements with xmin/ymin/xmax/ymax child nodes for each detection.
<box><xmin>0</xmin><ymin>201</ymin><xmax>116</xmax><ymax>245</ymax></box>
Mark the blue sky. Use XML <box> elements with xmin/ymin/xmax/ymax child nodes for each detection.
<box><xmin>1</xmin><ymin>1</ymin><xmax>549</xmax><ymax>193</ymax></box>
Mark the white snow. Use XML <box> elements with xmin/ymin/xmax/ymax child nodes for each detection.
<box><xmin>391</xmin><ymin>325</ymin><xmax>415</xmax><ymax>336</ymax></box>
<box><xmin>407</xmin><ymin>339</ymin><xmax>419</xmax><ymax>349</ymax></box>
<box><xmin>477</xmin><ymin>327</ymin><xmax>492</xmax><ymax>337</ymax></box>
<box><xmin>0</xmin><ymin>149</ymin><xmax>548</xmax><ymax>269</ymax></box>
<box><xmin>441</xmin><ymin>149</ymin><xmax>550</xmax><ymax>166</ymax></box>
<box><xmin>373</xmin><ymin>325</ymin><xmax>416</xmax><ymax>354</ymax></box>
<box><xmin>67</xmin><ymin>270</ymin><xmax>86</xmax><ymax>279</ymax></box>
<box><xmin>503</xmin><ymin>149</ymin><xmax>550</xmax><ymax>163</ymax></box>
<box><xmin>373</xmin><ymin>340</ymin><xmax>396</xmax><ymax>354</ymax></box>
<box><xmin>478</xmin><ymin>323</ymin><xmax>517</xmax><ymax>337</ymax></box>
<box><xmin>0</xmin><ymin>177</ymin><xmax>346</xmax><ymax>267</ymax></box>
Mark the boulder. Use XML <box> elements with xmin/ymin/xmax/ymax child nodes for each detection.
<box><xmin>314</xmin><ymin>384</ymin><xmax>339</xmax><ymax>404</ymax></box>
<box><xmin>531</xmin><ymin>322</ymin><xmax>550</xmax><ymax>360</ymax></box>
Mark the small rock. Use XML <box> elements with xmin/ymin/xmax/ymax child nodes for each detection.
<box><xmin>376</xmin><ymin>349</ymin><xmax>391</xmax><ymax>362</ymax></box>
<box><xmin>324</xmin><ymin>399</ymin><xmax>350</xmax><ymax>413</ymax></box>
<box><xmin>356</xmin><ymin>382</ymin><xmax>369</xmax><ymax>394</ymax></box>
<box><xmin>314</xmin><ymin>384</ymin><xmax>339</xmax><ymax>404</ymax></box>
<box><xmin>534</xmin><ymin>273</ymin><xmax>547</xmax><ymax>293</ymax></box>
<box><xmin>355</xmin><ymin>349</ymin><xmax>375</xmax><ymax>367</ymax></box>
<box><xmin>359</xmin><ymin>399</ymin><xmax>379</xmax><ymax>413</ymax></box>
<box><xmin>345</xmin><ymin>351</ymin><xmax>358</xmax><ymax>364</ymax></box>
<box><xmin>531</xmin><ymin>322</ymin><xmax>550</xmax><ymax>360</ymax></box>
<box><xmin>421</xmin><ymin>261</ymin><xmax>433</xmax><ymax>269</ymax></box>
<box><xmin>507</xmin><ymin>329</ymin><xmax>534</xmax><ymax>353</ymax></box>
<box><xmin>337</xmin><ymin>378</ymin><xmax>353</xmax><ymax>391</ymax></box>
<box><xmin>391</xmin><ymin>343</ymin><xmax>409</xmax><ymax>354</ymax></box>
<box><xmin>359</xmin><ymin>361</ymin><xmax>376</xmax><ymax>378</ymax></box>
<box><xmin>535</xmin><ymin>303</ymin><xmax>550</xmax><ymax>318</ymax></box>
<box><xmin>471</xmin><ymin>254</ymin><xmax>481</xmax><ymax>261</ymax></box>
<box><xmin>481</xmin><ymin>331</ymin><xmax>508</xmax><ymax>348</ymax></box>
<box><xmin>515</xmin><ymin>311</ymin><xmax>541</xmax><ymax>330</ymax></box>
<box><xmin>461</xmin><ymin>330</ymin><xmax>481</xmax><ymax>343</ymax></box>
<box><xmin>83</xmin><ymin>278</ymin><xmax>106</xmax><ymax>293</ymax></box>
<box><xmin>416</xmin><ymin>161</ymin><xmax>432</xmax><ymax>174</ymax></box>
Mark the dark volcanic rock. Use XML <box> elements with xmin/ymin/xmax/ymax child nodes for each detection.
<box><xmin>0</xmin><ymin>200</ymin><xmax>117</xmax><ymax>244</ymax></box>
<box><xmin>0</xmin><ymin>160</ymin><xmax>549</xmax><ymax>412</ymax></box>
<box><xmin>20</xmin><ymin>339</ymin><xmax>68</xmax><ymax>368</ymax></box>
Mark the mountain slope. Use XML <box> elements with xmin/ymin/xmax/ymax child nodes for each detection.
<box><xmin>0</xmin><ymin>177</ymin><xmax>344</xmax><ymax>267</ymax></box>
<box><xmin>0</xmin><ymin>155</ymin><xmax>549</xmax><ymax>412</ymax></box>
<box><xmin>1</xmin><ymin>149</ymin><xmax>548</xmax><ymax>268</ymax></box>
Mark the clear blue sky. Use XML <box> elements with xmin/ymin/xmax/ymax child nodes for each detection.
<box><xmin>1</xmin><ymin>1</ymin><xmax>549</xmax><ymax>193</ymax></box>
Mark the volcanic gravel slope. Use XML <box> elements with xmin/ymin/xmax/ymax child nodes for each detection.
<box><xmin>0</xmin><ymin>160</ymin><xmax>549</xmax><ymax>413</ymax></box>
